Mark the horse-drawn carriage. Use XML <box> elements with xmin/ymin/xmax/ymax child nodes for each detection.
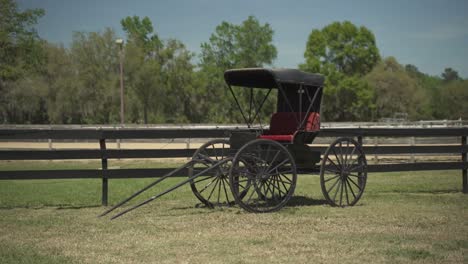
<box><xmin>101</xmin><ymin>68</ymin><xmax>368</xmax><ymax>219</ymax></box>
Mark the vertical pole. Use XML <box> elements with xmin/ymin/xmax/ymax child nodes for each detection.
<box><xmin>462</xmin><ymin>135</ymin><xmax>467</xmax><ymax>194</ymax></box>
<box><xmin>186</xmin><ymin>138</ymin><xmax>191</xmax><ymax>160</ymax></box>
<box><xmin>410</xmin><ymin>137</ymin><xmax>416</xmax><ymax>163</ymax></box>
<box><xmin>358</xmin><ymin>135</ymin><xmax>363</xmax><ymax>184</ymax></box>
<box><xmin>100</xmin><ymin>139</ymin><xmax>108</xmax><ymax>206</ymax></box>
<box><xmin>374</xmin><ymin>137</ymin><xmax>378</xmax><ymax>164</ymax></box>
<box><xmin>119</xmin><ymin>45</ymin><xmax>125</xmax><ymax>126</ymax></box>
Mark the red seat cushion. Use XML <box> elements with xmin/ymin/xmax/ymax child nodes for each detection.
<box><xmin>259</xmin><ymin>112</ymin><xmax>320</xmax><ymax>142</ymax></box>
<box><xmin>258</xmin><ymin>134</ymin><xmax>294</xmax><ymax>141</ymax></box>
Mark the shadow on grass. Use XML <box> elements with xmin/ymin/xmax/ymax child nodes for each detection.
<box><xmin>0</xmin><ymin>204</ymin><xmax>102</xmax><ymax>210</ymax></box>
<box><xmin>171</xmin><ymin>196</ymin><xmax>329</xmax><ymax>211</ymax></box>
<box><xmin>368</xmin><ymin>189</ymin><xmax>461</xmax><ymax>195</ymax></box>
<box><xmin>286</xmin><ymin>195</ymin><xmax>329</xmax><ymax>207</ymax></box>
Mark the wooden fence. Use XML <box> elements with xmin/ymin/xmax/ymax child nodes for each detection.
<box><xmin>0</xmin><ymin>127</ymin><xmax>467</xmax><ymax>205</ymax></box>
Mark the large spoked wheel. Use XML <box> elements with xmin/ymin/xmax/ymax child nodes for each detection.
<box><xmin>229</xmin><ymin>139</ymin><xmax>297</xmax><ymax>213</ymax></box>
<box><xmin>189</xmin><ymin>139</ymin><xmax>234</xmax><ymax>208</ymax></box>
<box><xmin>320</xmin><ymin>137</ymin><xmax>367</xmax><ymax>207</ymax></box>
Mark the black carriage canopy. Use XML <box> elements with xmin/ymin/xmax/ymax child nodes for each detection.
<box><xmin>224</xmin><ymin>68</ymin><xmax>324</xmax><ymax>127</ymax></box>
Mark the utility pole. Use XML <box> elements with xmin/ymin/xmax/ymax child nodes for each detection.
<box><xmin>116</xmin><ymin>38</ymin><xmax>125</xmax><ymax>126</ymax></box>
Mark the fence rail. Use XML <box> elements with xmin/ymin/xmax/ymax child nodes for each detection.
<box><xmin>0</xmin><ymin>127</ymin><xmax>467</xmax><ymax>205</ymax></box>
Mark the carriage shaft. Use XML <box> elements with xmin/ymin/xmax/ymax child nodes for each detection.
<box><xmin>109</xmin><ymin>158</ymin><xmax>231</xmax><ymax>220</ymax></box>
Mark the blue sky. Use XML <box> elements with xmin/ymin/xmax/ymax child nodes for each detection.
<box><xmin>18</xmin><ymin>0</ymin><xmax>468</xmax><ymax>77</ymax></box>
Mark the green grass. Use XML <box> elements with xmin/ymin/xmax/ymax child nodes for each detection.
<box><xmin>0</xmin><ymin>160</ymin><xmax>467</xmax><ymax>263</ymax></box>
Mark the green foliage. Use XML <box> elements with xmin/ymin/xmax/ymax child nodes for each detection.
<box><xmin>70</xmin><ymin>29</ymin><xmax>120</xmax><ymax>124</ymax></box>
<box><xmin>438</xmin><ymin>80</ymin><xmax>468</xmax><ymax>119</ymax></box>
<box><xmin>441</xmin><ymin>67</ymin><xmax>460</xmax><ymax>83</ymax></box>
<box><xmin>121</xmin><ymin>16</ymin><xmax>195</xmax><ymax>124</ymax></box>
<box><xmin>0</xmin><ymin>0</ymin><xmax>45</xmax><ymax>82</ymax></box>
<box><xmin>301</xmin><ymin>21</ymin><xmax>379</xmax><ymax>121</ymax></box>
<box><xmin>366</xmin><ymin>57</ymin><xmax>430</xmax><ymax>120</ymax></box>
<box><xmin>0</xmin><ymin>9</ymin><xmax>465</xmax><ymax>124</ymax></box>
<box><xmin>322</xmin><ymin>76</ymin><xmax>375</xmax><ymax>121</ymax></box>
<box><xmin>301</xmin><ymin>21</ymin><xmax>380</xmax><ymax>77</ymax></box>
<box><xmin>0</xmin><ymin>0</ymin><xmax>46</xmax><ymax>123</ymax></box>
<box><xmin>199</xmin><ymin>16</ymin><xmax>277</xmax><ymax>124</ymax></box>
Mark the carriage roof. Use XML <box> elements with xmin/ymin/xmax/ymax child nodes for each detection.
<box><xmin>224</xmin><ymin>68</ymin><xmax>324</xmax><ymax>88</ymax></box>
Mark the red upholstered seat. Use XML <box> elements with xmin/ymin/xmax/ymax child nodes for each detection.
<box><xmin>258</xmin><ymin>134</ymin><xmax>294</xmax><ymax>141</ymax></box>
<box><xmin>259</xmin><ymin>112</ymin><xmax>320</xmax><ymax>142</ymax></box>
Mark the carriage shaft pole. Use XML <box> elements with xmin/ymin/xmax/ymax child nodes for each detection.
<box><xmin>110</xmin><ymin>158</ymin><xmax>231</xmax><ymax>220</ymax></box>
<box><xmin>99</xmin><ymin>160</ymin><xmax>195</xmax><ymax>217</ymax></box>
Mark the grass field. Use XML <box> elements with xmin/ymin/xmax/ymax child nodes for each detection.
<box><xmin>0</xmin><ymin>161</ymin><xmax>467</xmax><ymax>263</ymax></box>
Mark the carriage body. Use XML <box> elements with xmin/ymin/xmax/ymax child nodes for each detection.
<box><xmin>224</xmin><ymin>68</ymin><xmax>325</xmax><ymax>168</ymax></box>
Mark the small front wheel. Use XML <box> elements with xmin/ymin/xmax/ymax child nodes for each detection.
<box><xmin>320</xmin><ymin>137</ymin><xmax>367</xmax><ymax>207</ymax></box>
<box><xmin>229</xmin><ymin>139</ymin><xmax>297</xmax><ymax>213</ymax></box>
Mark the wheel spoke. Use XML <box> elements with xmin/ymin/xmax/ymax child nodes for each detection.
<box><xmin>324</xmin><ymin>167</ymin><xmax>341</xmax><ymax>174</ymax></box>
<box><xmin>332</xmin><ymin>148</ymin><xmax>342</xmax><ymax>167</ymax></box>
<box><xmin>339</xmin><ymin>141</ymin><xmax>344</xmax><ymax>168</ymax></box>
<box><xmin>332</xmin><ymin>179</ymin><xmax>342</xmax><ymax>203</ymax></box>
<box><xmin>344</xmin><ymin>141</ymin><xmax>349</xmax><ymax>167</ymax></box>
<box><xmin>192</xmin><ymin>175</ymin><xmax>215</xmax><ymax>184</ymax></box>
<box><xmin>346</xmin><ymin>178</ymin><xmax>357</xmax><ymax>200</ymax></box>
<box><xmin>344</xmin><ymin>177</ymin><xmax>350</xmax><ymax>205</ymax></box>
<box><xmin>327</xmin><ymin>157</ymin><xmax>341</xmax><ymax>171</ymax></box>
<box><xmin>278</xmin><ymin>173</ymin><xmax>293</xmax><ymax>184</ymax></box>
<box><xmin>277</xmin><ymin>174</ymin><xmax>290</xmax><ymax>193</ymax></box>
<box><xmin>206</xmin><ymin>178</ymin><xmax>220</xmax><ymax>201</ymax></box>
<box><xmin>198</xmin><ymin>177</ymin><xmax>218</xmax><ymax>194</ymax></box>
<box><xmin>265</xmin><ymin>149</ymin><xmax>280</xmax><ymax>170</ymax></box>
<box><xmin>211</xmin><ymin>144</ymin><xmax>218</xmax><ymax>161</ymax></box>
<box><xmin>348</xmin><ymin>173</ymin><xmax>365</xmax><ymax>179</ymax></box>
<box><xmin>327</xmin><ymin>176</ymin><xmax>341</xmax><ymax>194</ymax></box>
<box><xmin>267</xmin><ymin>158</ymin><xmax>289</xmax><ymax>174</ymax></box>
<box><xmin>339</xmin><ymin>178</ymin><xmax>344</xmax><ymax>206</ymax></box>
<box><xmin>273</xmin><ymin>175</ymin><xmax>287</xmax><ymax>197</ymax></box>
<box><xmin>324</xmin><ymin>174</ymin><xmax>340</xmax><ymax>183</ymax></box>
<box><xmin>348</xmin><ymin>176</ymin><xmax>362</xmax><ymax>192</ymax></box>
<box><xmin>221</xmin><ymin>179</ymin><xmax>231</xmax><ymax>204</ymax></box>
<box><xmin>346</xmin><ymin>146</ymin><xmax>357</xmax><ymax>170</ymax></box>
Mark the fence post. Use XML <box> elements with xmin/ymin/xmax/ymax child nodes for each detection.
<box><xmin>358</xmin><ymin>135</ymin><xmax>363</xmax><ymax>178</ymax></box>
<box><xmin>374</xmin><ymin>137</ymin><xmax>379</xmax><ymax>164</ymax></box>
<box><xmin>186</xmin><ymin>137</ymin><xmax>191</xmax><ymax>160</ymax></box>
<box><xmin>410</xmin><ymin>137</ymin><xmax>416</xmax><ymax>163</ymax></box>
<box><xmin>99</xmin><ymin>139</ymin><xmax>108</xmax><ymax>205</ymax></box>
<box><xmin>462</xmin><ymin>135</ymin><xmax>467</xmax><ymax>194</ymax></box>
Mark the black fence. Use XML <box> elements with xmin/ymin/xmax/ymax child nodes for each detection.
<box><xmin>0</xmin><ymin>127</ymin><xmax>467</xmax><ymax>205</ymax></box>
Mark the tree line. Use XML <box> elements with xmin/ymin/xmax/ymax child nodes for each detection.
<box><xmin>1</xmin><ymin>0</ymin><xmax>466</xmax><ymax>125</ymax></box>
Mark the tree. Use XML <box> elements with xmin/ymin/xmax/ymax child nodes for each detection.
<box><xmin>300</xmin><ymin>21</ymin><xmax>380</xmax><ymax>121</ymax></box>
<box><xmin>0</xmin><ymin>0</ymin><xmax>46</xmax><ymax>123</ymax></box>
<box><xmin>121</xmin><ymin>16</ymin><xmax>196</xmax><ymax>124</ymax></box>
<box><xmin>439</xmin><ymin>80</ymin><xmax>468</xmax><ymax>119</ymax></box>
<box><xmin>366</xmin><ymin>57</ymin><xmax>430</xmax><ymax>120</ymax></box>
<box><xmin>199</xmin><ymin>16</ymin><xmax>277</xmax><ymax>123</ymax></box>
<box><xmin>301</xmin><ymin>21</ymin><xmax>380</xmax><ymax>77</ymax></box>
<box><xmin>441</xmin><ymin>67</ymin><xmax>460</xmax><ymax>83</ymax></box>
<box><xmin>42</xmin><ymin>43</ymin><xmax>82</xmax><ymax>123</ymax></box>
<box><xmin>0</xmin><ymin>0</ymin><xmax>45</xmax><ymax>82</ymax></box>
<box><xmin>70</xmin><ymin>28</ymin><xmax>120</xmax><ymax>124</ymax></box>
